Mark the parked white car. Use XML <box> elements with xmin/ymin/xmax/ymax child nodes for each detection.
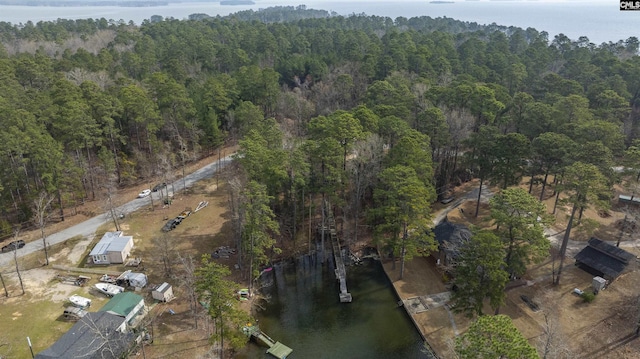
<box><xmin>138</xmin><ymin>189</ymin><xmax>151</xmax><ymax>198</ymax></box>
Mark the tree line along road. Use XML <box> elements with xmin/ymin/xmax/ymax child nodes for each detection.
<box><xmin>0</xmin><ymin>153</ymin><xmax>235</xmax><ymax>268</ymax></box>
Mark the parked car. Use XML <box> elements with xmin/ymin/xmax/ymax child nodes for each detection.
<box><xmin>138</xmin><ymin>189</ymin><xmax>151</xmax><ymax>198</ymax></box>
<box><xmin>440</xmin><ymin>195</ymin><xmax>455</xmax><ymax>204</ymax></box>
<box><xmin>161</xmin><ymin>218</ymin><xmax>180</xmax><ymax>232</ymax></box>
<box><xmin>1</xmin><ymin>240</ymin><xmax>25</xmax><ymax>253</ymax></box>
<box><xmin>178</xmin><ymin>210</ymin><xmax>191</xmax><ymax>219</ymax></box>
<box><xmin>152</xmin><ymin>183</ymin><xmax>167</xmax><ymax>192</ymax></box>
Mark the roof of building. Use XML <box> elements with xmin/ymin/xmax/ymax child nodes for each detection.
<box><xmin>154</xmin><ymin>282</ymin><xmax>172</xmax><ymax>294</ymax></box>
<box><xmin>586</xmin><ymin>237</ymin><xmax>635</xmax><ymax>264</ymax></box>
<box><xmin>574</xmin><ymin>237</ymin><xmax>635</xmax><ymax>279</ymax></box>
<box><xmin>89</xmin><ymin>231</ymin><xmax>132</xmax><ymax>256</ymax></box>
<box><xmin>99</xmin><ymin>292</ymin><xmax>144</xmax><ymax>318</ymax></box>
<box><xmin>35</xmin><ymin>312</ymin><xmax>132</xmax><ymax>359</ymax></box>
<box><xmin>433</xmin><ymin>217</ymin><xmax>472</xmax><ymax>258</ymax></box>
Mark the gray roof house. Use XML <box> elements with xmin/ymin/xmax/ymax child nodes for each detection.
<box><xmin>35</xmin><ymin>312</ymin><xmax>133</xmax><ymax>359</ymax></box>
<box><xmin>432</xmin><ymin>217</ymin><xmax>472</xmax><ymax>268</ymax></box>
<box><xmin>574</xmin><ymin>237</ymin><xmax>635</xmax><ymax>281</ymax></box>
<box><xmin>89</xmin><ymin>231</ymin><xmax>134</xmax><ymax>265</ymax></box>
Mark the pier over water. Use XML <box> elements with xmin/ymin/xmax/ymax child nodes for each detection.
<box><xmin>325</xmin><ymin>200</ymin><xmax>352</xmax><ymax>303</ymax></box>
<box><xmin>243</xmin><ymin>325</ymin><xmax>293</xmax><ymax>359</ymax></box>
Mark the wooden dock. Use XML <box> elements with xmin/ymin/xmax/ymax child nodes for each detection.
<box><xmin>325</xmin><ymin>200</ymin><xmax>352</xmax><ymax>303</ymax></box>
<box><xmin>243</xmin><ymin>325</ymin><xmax>293</xmax><ymax>359</ymax></box>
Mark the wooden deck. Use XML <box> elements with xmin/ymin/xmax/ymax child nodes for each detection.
<box><xmin>243</xmin><ymin>325</ymin><xmax>293</xmax><ymax>359</ymax></box>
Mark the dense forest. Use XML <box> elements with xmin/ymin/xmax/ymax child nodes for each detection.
<box><xmin>0</xmin><ymin>6</ymin><xmax>639</xmax><ymax>273</ymax></box>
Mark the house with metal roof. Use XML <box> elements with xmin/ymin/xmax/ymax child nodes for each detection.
<box><xmin>574</xmin><ymin>237</ymin><xmax>635</xmax><ymax>281</ymax></box>
<box><xmin>152</xmin><ymin>282</ymin><xmax>175</xmax><ymax>302</ymax></box>
<box><xmin>99</xmin><ymin>292</ymin><xmax>146</xmax><ymax>326</ymax></box>
<box><xmin>35</xmin><ymin>312</ymin><xmax>133</xmax><ymax>359</ymax></box>
<box><xmin>89</xmin><ymin>231</ymin><xmax>134</xmax><ymax>265</ymax></box>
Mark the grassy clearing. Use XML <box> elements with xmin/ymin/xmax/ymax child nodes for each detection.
<box><xmin>0</xmin><ymin>292</ymin><xmax>75</xmax><ymax>358</ymax></box>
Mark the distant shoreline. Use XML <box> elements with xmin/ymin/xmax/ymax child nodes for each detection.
<box><xmin>0</xmin><ymin>0</ymin><xmax>173</xmax><ymax>7</ymax></box>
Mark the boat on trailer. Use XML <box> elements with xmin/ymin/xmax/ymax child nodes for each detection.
<box><xmin>69</xmin><ymin>295</ymin><xmax>92</xmax><ymax>308</ymax></box>
<box><xmin>95</xmin><ymin>283</ymin><xmax>124</xmax><ymax>297</ymax></box>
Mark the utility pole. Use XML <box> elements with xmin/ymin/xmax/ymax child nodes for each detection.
<box><xmin>0</xmin><ymin>272</ymin><xmax>7</xmax><ymax>297</ymax></box>
<box><xmin>617</xmin><ymin>214</ymin><xmax>628</xmax><ymax>247</ymax></box>
<box><xmin>27</xmin><ymin>337</ymin><xmax>34</xmax><ymax>358</ymax></box>
<box><xmin>217</xmin><ymin>148</ymin><xmax>221</xmax><ymax>188</ymax></box>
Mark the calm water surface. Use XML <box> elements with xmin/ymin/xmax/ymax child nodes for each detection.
<box><xmin>0</xmin><ymin>1</ymin><xmax>638</xmax><ymax>44</ymax></box>
<box><xmin>235</xmin><ymin>255</ymin><xmax>429</xmax><ymax>359</ymax></box>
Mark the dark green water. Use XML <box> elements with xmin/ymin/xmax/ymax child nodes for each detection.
<box><xmin>235</xmin><ymin>255</ymin><xmax>430</xmax><ymax>359</ymax></box>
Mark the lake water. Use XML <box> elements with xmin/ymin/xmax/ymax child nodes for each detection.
<box><xmin>0</xmin><ymin>0</ymin><xmax>638</xmax><ymax>44</ymax></box>
<box><xmin>234</xmin><ymin>254</ymin><xmax>429</xmax><ymax>359</ymax></box>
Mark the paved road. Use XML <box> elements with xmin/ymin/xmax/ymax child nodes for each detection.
<box><xmin>0</xmin><ymin>154</ymin><xmax>235</xmax><ymax>267</ymax></box>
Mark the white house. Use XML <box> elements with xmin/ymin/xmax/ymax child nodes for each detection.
<box><xmin>89</xmin><ymin>231</ymin><xmax>134</xmax><ymax>265</ymax></box>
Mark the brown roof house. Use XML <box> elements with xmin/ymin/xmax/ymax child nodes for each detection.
<box><xmin>574</xmin><ymin>237</ymin><xmax>635</xmax><ymax>281</ymax></box>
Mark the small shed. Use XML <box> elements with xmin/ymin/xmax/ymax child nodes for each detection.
<box><xmin>593</xmin><ymin>276</ymin><xmax>607</xmax><ymax>293</ymax></box>
<box><xmin>152</xmin><ymin>282</ymin><xmax>174</xmax><ymax>302</ymax></box>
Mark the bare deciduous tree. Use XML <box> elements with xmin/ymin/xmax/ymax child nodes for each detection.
<box><xmin>78</xmin><ymin>313</ymin><xmax>132</xmax><ymax>359</ymax></box>
<box><xmin>276</xmin><ymin>87</ymin><xmax>316</xmax><ymax>137</ymax></box>
<box><xmin>12</xmin><ymin>228</ymin><xmax>25</xmax><ymax>295</ymax></box>
<box><xmin>348</xmin><ymin>134</ymin><xmax>384</xmax><ymax>247</ymax></box>
<box><xmin>152</xmin><ymin>234</ymin><xmax>175</xmax><ymax>278</ymax></box>
<box><xmin>33</xmin><ymin>191</ymin><xmax>55</xmax><ymax>266</ymax></box>
<box><xmin>226</xmin><ymin>173</ymin><xmax>246</xmax><ymax>272</ymax></box>
<box><xmin>177</xmin><ymin>253</ymin><xmax>200</xmax><ymax>330</ymax></box>
<box><xmin>537</xmin><ymin>290</ymin><xmax>573</xmax><ymax>359</ymax></box>
<box><xmin>158</xmin><ymin>145</ymin><xmax>178</xmax><ymax>205</ymax></box>
<box><xmin>103</xmin><ymin>184</ymin><xmax>121</xmax><ymax>232</ymax></box>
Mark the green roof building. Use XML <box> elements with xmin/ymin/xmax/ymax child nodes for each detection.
<box><xmin>99</xmin><ymin>291</ymin><xmax>145</xmax><ymax>326</ymax></box>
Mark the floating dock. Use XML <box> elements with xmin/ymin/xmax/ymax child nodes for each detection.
<box><xmin>243</xmin><ymin>325</ymin><xmax>293</xmax><ymax>359</ymax></box>
<box><xmin>325</xmin><ymin>200</ymin><xmax>352</xmax><ymax>303</ymax></box>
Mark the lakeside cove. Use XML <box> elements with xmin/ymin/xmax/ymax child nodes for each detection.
<box><xmin>236</xmin><ymin>251</ymin><xmax>427</xmax><ymax>358</ymax></box>
<box><xmin>382</xmin><ymin>256</ymin><xmax>455</xmax><ymax>358</ymax></box>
